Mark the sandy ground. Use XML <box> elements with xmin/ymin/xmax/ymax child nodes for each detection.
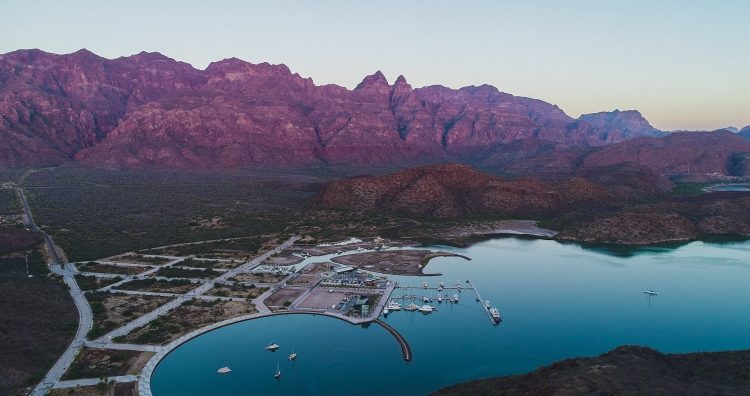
<box><xmin>331</xmin><ymin>250</ymin><xmax>468</xmax><ymax>275</ymax></box>
<box><xmin>98</xmin><ymin>293</ymin><xmax>173</xmax><ymax>326</ymax></box>
<box><xmin>265</xmin><ymin>288</ymin><xmax>306</xmax><ymax>307</ymax></box>
<box><xmin>296</xmin><ymin>289</ymin><xmax>350</xmax><ymax>310</ymax></box>
<box><xmin>436</xmin><ymin>220</ymin><xmax>557</xmax><ymax>238</ymax></box>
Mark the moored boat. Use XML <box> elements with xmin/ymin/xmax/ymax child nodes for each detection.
<box><xmin>217</xmin><ymin>366</ymin><xmax>231</xmax><ymax>374</ymax></box>
<box><xmin>490</xmin><ymin>307</ymin><xmax>501</xmax><ymax>323</ymax></box>
<box><xmin>418</xmin><ymin>304</ymin><xmax>436</xmax><ymax>313</ymax></box>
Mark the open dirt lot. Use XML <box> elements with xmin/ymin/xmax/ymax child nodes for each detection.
<box><xmin>331</xmin><ymin>250</ymin><xmax>469</xmax><ymax>275</ymax></box>
<box><xmin>49</xmin><ymin>382</ymin><xmax>136</xmax><ymax>396</ymax></box>
<box><xmin>117</xmin><ymin>299</ymin><xmax>256</xmax><ymax>345</ymax></box>
<box><xmin>208</xmin><ymin>284</ymin><xmax>268</xmax><ymax>299</ymax></box>
<box><xmin>61</xmin><ymin>348</ymin><xmax>154</xmax><ymax>380</ymax></box>
<box><xmin>296</xmin><ymin>289</ymin><xmax>350</xmax><ymax>310</ymax></box>
<box><xmin>230</xmin><ymin>271</ymin><xmax>287</xmax><ymax>285</ymax></box>
<box><xmin>265</xmin><ymin>287</ymin><xmax>306</xmax><ymax>307</ymax></box>
<box><xmin>116</xmin><ymin>279</ymin><xmax>197</xmax><ymax>294</ymax></box>
<box><xmin>77</xmin><ymin>261</ymin><xmax>149</xmax><ymax>275</ymax></box>
<box><xmin>87</xmin><ymin>292</ymin><xmax>173</xmax><ymax>339</ymax></box>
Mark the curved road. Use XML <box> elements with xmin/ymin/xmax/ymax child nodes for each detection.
<box><xmin>15</xmin><ymin>185</ymin><xmax>96</xmax><ymax>396</ymax></box>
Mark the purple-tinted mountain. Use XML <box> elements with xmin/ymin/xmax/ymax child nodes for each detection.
<box><xmin>579</xmin><ymin>109</ymin><xmax>664</xmax><ymax>142</ymax></box>
<box><xmin>1</xmin><ymin>48</ymin><xmax>669</xmax><ymax>169</ymax></box>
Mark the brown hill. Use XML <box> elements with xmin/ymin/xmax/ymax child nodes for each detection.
<box><xmin>433</xmin><ymin>346</ymin><xmax>750</xmax><ymax>396</ymax></box>
<box><xmin>311</xmin><ymin>163</ymin><xmax>669</xmax><ymax>219</ymax></box>
<box><xmin>580</xmin><ymin>131</ymin><xmax>750</xmax><ymax>176</ymax></box>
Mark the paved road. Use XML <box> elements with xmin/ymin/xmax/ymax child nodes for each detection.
<box><xmin>17</xmin><ymin>183</ymin><xmax>96</xmax><ymax>396</ymax></box>
<box><xmin>32</xmin><ymin>271</ymin><xmax>94</xmax><ymax>396</ymax></box>
<box><xmin>95</xmin><ymin>236</ymin><xmax>300</xmax><ymax>342</ymax></box>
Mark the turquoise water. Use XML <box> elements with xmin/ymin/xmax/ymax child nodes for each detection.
<box><xmin>151</xmin><ymin>237</ymin><xmax>750</xmax><ymax>396</ymax></box>
<box><xmin>706</xmin><ymin>184</ymin><xmax>750</xmax><ymax>192</ymax></box>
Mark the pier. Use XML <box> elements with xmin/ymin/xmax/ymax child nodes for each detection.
<box><xmin>466</xmin><ymin>280</ymin><xmax>498</xmax><ymax>325</ymax></box>
<box><xmin>374</xmin><ymin>319</ymin><xmax>412</xmax><ymax>362</ymax></box>
<box><xmin>394</xmin><ymin>281</ymin><xmax>500</xmax><ymax>325</ymax></box>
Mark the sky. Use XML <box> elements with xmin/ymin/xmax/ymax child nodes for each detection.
<box><xmin>1</xmin><ymin>0</ymin><xmax>748</xmax><ymax>131</ymax></box>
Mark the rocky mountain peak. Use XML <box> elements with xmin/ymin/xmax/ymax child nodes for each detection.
<box><xmin>355</xmin><ymin>70</ymin><xmax>389</xmax><ymax>90</ymax></box>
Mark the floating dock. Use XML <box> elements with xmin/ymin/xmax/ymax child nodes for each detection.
<box><xmin>395</xmin><ymin>281</ymin><xmax>500</xmax><ymax>325</ymax></box>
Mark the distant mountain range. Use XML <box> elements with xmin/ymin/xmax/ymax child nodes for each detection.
<box><xmin>0</xmin><ymin>48</ymin><xmax>748</xmax><ymax>175</ymax></box>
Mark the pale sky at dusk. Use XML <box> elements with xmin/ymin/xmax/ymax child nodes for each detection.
<box><xmin>2</xmin><ymin>0</ymin><xmax>748</xmax><ymax>131</ymax></box>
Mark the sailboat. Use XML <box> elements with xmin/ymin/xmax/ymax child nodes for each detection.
<box><xmin>288</xmin><ymin>346</ymin><xmax>297</xmax><ymax>361</ymax></box>
<box><xmin>274</xmin><ymin>361</ymin><xmax>281</xmax><ymax>379</ymax></box>
<box><xmin>643</xmin><ymin>289</ymin><xmax>659</xmax><ymax>296</ymax></box>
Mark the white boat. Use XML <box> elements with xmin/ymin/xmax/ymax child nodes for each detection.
<box><xmin>274</xmin><ymin>361</ymin><xmax>281</xmax><ymax>379</ymax></box>
<box><xmin>387</xmin><ymin>300</ymin><xmax>402</xmax><ymax>311</ymax></box>
<box><xmin>490</xmin><ymin>307</ymin><xmax>501</xmax><ymax>323</ymax></box>
<box><xmin>453</xmin><ymin>294</ymin><xmax>459</xmax><ymax>303</ymax></box>
<box><xmin>288</xmin><ymin>347</ymin><xmax>297</xmax><ymax>361</ymax></box>
<box><xmin>405</xmin><ymin>303</ymin><xmax>419</xmax><ymax>311</ymax></box>
<box><xmin>383</xmin><ymin>308</ymin><xmax>389</xmax><ymax>315</ymax></box>
<box><xmin>485</xmin><ymin>300</ymin><xmax>491</xmax><ymax>308</ymax></box>
<box><xmin>423</xmin><ymin>282</ymin><xmax>429</xmax><ymax>289</ymax></box>
<box><xmin>217</xmin><ymin>366</ymin><xmax>232</xmax><ymax>374</ymax></box>
<box><xmin>422</xmin><ymin>296</ymin><xmax>431</xmax><ymax>303</ymax></box>
<box><xmin>418</xmin><ymin>304</ymin><xmax>435</xmax><ymax>313</ymax></box>
<box><xmin>437</xmin><ymin>295</ymin><xmax>443</xmax><ymax>303</ymax></box>
<box><xmin>265</xmin><ymin>343</ymin><xmax>279</xmax><ymax>351</ymax></box>
<box><xmin>644</xmin><ymin>289</ymin><xmax>659</xmax><ymax>296</ymax></box>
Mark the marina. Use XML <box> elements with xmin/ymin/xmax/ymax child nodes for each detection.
<box><xmin>151</xmin><ymin>237</ymin><xmax>750</xmax><ymax>396</ymax></box>
<box><xmin>391</xmin><ymin>281</ymin><xmax>501</xmax><ymax>325</ymax></box>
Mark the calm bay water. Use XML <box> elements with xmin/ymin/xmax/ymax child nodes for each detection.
<box><xmin>151</xmin><ymin>237</ymin><xmax>750</xmax><ymax>395</ymax></box>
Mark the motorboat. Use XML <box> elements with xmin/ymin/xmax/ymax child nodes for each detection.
<box><xmin>274</xmin><ymin>361</ymin><xmax>281</xmax><ymax>379</ymax></box>
<box><xmin>387</xmin><ymin>300</ymin><xmax>402</xmax><ymax>311</ymax></box>
<box><xmin>453</xmin><ymin>294</ymin><xmax>459</xmax><ymax>303</ymax></box>
<box><xmin>288</xmin><ymin>346</ymin><xmax>297</xmax><ymax>361</ymax></box>
<box><xmin>418</xmin><ymin>305</ymin><xmax>435</xmax><ymax>313</ymax></box>
<box><xmin>485</xmin><ymin>300</ymin><xmax>491</xmax><ymax>308</ymax></box>
<box><xmin>490</xmin><ymin>307</ymin><xmax>501</xmax><ymax>323</ymax></box>
<box><xmin>405</xmin><ymin>303</ymin><xmax>419</xmax><ymax>311</ymax></box>
<box><xmin>421</xmin><ymin>296</ymin><xmax>431</xmax><ymax>303</ymax></box>
<box><xmin>217</xmin><ymin>366</ymin><xmax>232</xmax><ymax>374</ymax></box>
<box><xmin>383</xmin><ymin>308</ymin><xmax>389</xmax><ymax>315</ymax></box>
<box><xmin>265</xmin><ymin>343</ymin><xmax>280</xmax><ymax>352</ymax></box>
<box><xmin>437</xmin><ymin>295</ymin><xmax>443</xmax><ymax>303</ymax></box>
<box><xmin>423</xmin><ymin>282</ymin><xmax>429</xmax><ymax>289</ymax></box>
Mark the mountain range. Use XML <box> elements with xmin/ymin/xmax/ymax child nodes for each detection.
<box><xmin>1</xmin><ymin>48</ymin><xmax>749</xmax><ymax>175</ymax></box>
